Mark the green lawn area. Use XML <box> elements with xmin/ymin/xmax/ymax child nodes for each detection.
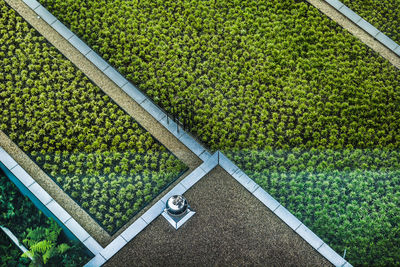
<box><xmin>23</xmin><ymin>0</ymin><xmax>400</xmax><ymax>264</ymax></box>
<box><xmin>0</xmin><ymin>0</ymin><xmax>187</xmax><ymax>234</ymax></box>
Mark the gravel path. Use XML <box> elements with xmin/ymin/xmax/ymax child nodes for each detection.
<box><xmin>306</xmin><ymin>0</ymin><xmax>400</xmax><ymax>69</ymax></box>
<box><xmin>3</xmin><ymin>0</ymin><xmax>202</xmax><ymax>247</ymax></box>
<box><xmin>105</xmin><ymin>166</ymin><xmax>332</xmax><ymax>266</ymax></box>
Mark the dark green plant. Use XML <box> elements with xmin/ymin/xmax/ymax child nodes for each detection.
<box><xmin>0</xmin><ymin>171</ymin><xmax>48</xmax><ymax>237</ymax></box>
<box><xmin>341</xmin><ymin>0</ymin><xmax>400</xmax><ymax>45</ymax></box>
<box><xmin>0</xmin><ymin>230</ymin><xmax>30</xmax><ymax>266</ymax></box>
<box><xmin>0</xmin><ymin>170</ymin><xmax>91</xmax><ymax>266</ymax></box>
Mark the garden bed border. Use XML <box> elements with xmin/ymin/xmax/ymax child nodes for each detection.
<box><xmin>5</xmin><ymin>0</ymin><xmax>192</xmax><ymax>238</ymax></box>
<box><xmin>324</xmin><ymin>0</ymin><xmax>400</xmax><ymax>57</ymax></box>
<box><xmin>23</xmin><ymin>0</ymin><xmax>211</xmax><ymax>163</ymax></box>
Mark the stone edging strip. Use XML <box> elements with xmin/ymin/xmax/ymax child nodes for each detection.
<box><xmin>0</xmin><ymin>226</ymin><xmax>31</xmax><ymax>259</ymax></box>
<box><xmin>325</xmin><ymin>0</ymin><xmax>400</xmax><ymax>57</ymax></box>
<box><xmin>0</xmin><ymin>147</ymin><xmax>103</xmax><ymax>256</ymax></box>
<box><xmin>19</xmin><ymin>1</ymin><xmax>351</xmax><ymax>266</ymax></box>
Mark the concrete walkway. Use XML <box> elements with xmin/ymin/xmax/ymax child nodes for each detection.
<box><xmin>306</xmin><ymin>0</ymin><xmax>400</xmax><ymax>69</ymax></box>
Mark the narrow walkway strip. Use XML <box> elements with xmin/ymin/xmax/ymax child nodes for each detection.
<box><xmin>306</xmin><ymin>0</ymin><xmax>400</xmax><ymax>70</ymax></box>
<box><xmin>324</xmin><ymin>0</ymin><xmax>400</xmax><ymax>56</ymax></box>
<box><xmin>4</xmin><ymin>0</ymin><xmax>204</xmax><ymax>247</ymax></box>
<box><xmin>6</xmin><ymin>0</ymin><xmax>203</xmax><ymax>170</ymax></box>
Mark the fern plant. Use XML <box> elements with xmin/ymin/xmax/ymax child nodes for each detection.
<box><xmin>21</xmin><ymin>219</ymin><xmax>70</xmax><ymax>266</ymax></box>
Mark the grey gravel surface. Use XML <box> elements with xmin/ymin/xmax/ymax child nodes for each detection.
<box><xmin>105</xmin><ymin>167</ymin><xmax>332</xmax><ymax>266</ymax></box>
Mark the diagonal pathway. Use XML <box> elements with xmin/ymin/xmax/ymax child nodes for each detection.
<box><xmin>104</xmin><ymin>166</ymin><xmax>333</xmax><ymax>267</ymax></box>
<box><xmin>306</xmin><ymin>0</ymin><xmax>400</xmax><ymax>69</ymax></box>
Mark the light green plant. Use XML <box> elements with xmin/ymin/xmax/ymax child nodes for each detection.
<box><xmin>22</xmin><ymin>220</ymin><xmax>70</xmax><ymax>266</ymax></box>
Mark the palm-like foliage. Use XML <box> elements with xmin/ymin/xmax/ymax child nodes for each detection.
<box><xmin>22</xmin><ymin>219</ymin><xmax>70</xmax><ymax>266</ymax></box>
<box><xmin>0</xmin><ymin>169</ymin><xmax>90</xmax><ymax>266</ymax></box>
<box><xmin>37</xmin><ymin>0</ymin><xmax>400</xmax><ymax>264</ymax></box>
